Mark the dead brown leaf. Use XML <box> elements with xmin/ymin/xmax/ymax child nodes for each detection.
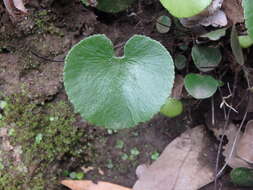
<box><xmin>222</xmin><ymin>123</ymin><xmax>253</xmax><ymax>169</ymax></box>
<box><xmin>3</xmin><ymin>0</ymin><xmax>27</xmax><ymax>20</ymax></box>
<box><xmin>133</xmin><ymin>125</ymin><xmax>215</xmax><ymax>190</ymax></box>
<box><xmin>222</xmin><ymin>0</ymin><xmax>244</xmax><ymax>24</ymax></box>
<box><xmin>61</xmin><ymin>180</ymin><xmax>131</xmax><ymax>190</ymax></box>
<box><xmin>237</xmin><ymin>120</ymin><xmax>253</xmax><ymax>164</ymax></box>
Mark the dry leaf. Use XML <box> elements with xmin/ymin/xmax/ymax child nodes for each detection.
<box><xmin>237</xmin><ymin>120</ymin><xmax>253</xmax><ymax>164</ymax></box>
<box><xmin>3</xmin><ymin>0</ymin><xmax>27</xmax><ymax>19</ymax></box>
<box><xmin>61</xmin><ymin>180</ymin><xmax>131</xmax><ymax>190</ymax></box>
<box><xmin>133</xmin><ymin>125</ymin><xmax>215</xmax><ymax>190</ymax></box>
<box><xmin>222</xmin><ymin>0</ymin><xmax>243</xmax><ymax>24</ymax></box>
<box><xmin>222</xmin><ymin>123</ymin><xmax>253</xmax><ymax>169</ymax></box>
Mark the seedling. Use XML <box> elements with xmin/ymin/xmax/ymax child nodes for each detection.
<box><xmin>115</xmin><ymin>140</ymin><xmax>124</xmax><ymax>149</ymax></box>
<box><xmin>69</xmin><ymin>172</ymin><xmax>85</xmax><ymax>180</ymax></box>
<box><xmin>151</xmin><ymin>151</ymin><xmax>160</xmax><ymax>161</ymax></box>
<box><xmin>64</xmin><ymin>34</ymin><xmax>174</xmax><ymax>129</ymax></box>
<box><xmin>160</xmin><ymin>98</ymin><xmax>183</xmax><ymax>118</ymax></box>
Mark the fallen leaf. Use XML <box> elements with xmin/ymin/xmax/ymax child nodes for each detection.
<box><xmin>222</xmin><ymin>0</ymin><xmax>244</xmax><ymax>24</ymax></box>
<box><xmin>237</xmin><ymin>120</ymin><xmax>253</xmax><ymax>164</ymax></box>
<box><xmin>222</xmin><ymin>123</ymin><xmax>253</xmax><ymax>169</ymax></box>
<box><xmin>3</xmin><ymin>0</ymin><xmax>27</xmax><ymax>20</ymax></box>
<box><xmin>200</xmin><ymin>10</ymin><xmax>228</xmax><ymax>27</ymax></box>
<box><xmin>133</xmin><ymin>125</ymin><xmax>215</xmax><ymax>190</ymax></box>
<box><xmin>61</xmin><ymin>180</ymin><xmax>131</xmax><ymax>190</ymax></box>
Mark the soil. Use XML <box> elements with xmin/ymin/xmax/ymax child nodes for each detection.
<box><xmin>0</xmin><ymin>0</ymin><xmax>253</xmax><ymax>190</ymax></box>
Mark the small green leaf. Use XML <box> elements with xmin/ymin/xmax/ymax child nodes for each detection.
<box><xmin>69</xmin><ymin>172</ymin><xmax>77</xmax><ymax>179</ymax></box>
<box><xmin>64</xmin><ymin>34</ymin><xmax>174</xmax><ymax>129</ymax></box>
<box><xmin>200</xmin><ymin>28</ymin><xmax>227</xmax><ymax>41</ymax></box>
<box><xmin>151</xmin><ymin>152</ymin><xmax>160</xmax><ymax>160</ymax></box>
<box><xmin>239</xmin><ymin>35</ymin><xmax>253</xmax><ymax>48</ymax></box>
<box><xmin>75</xmin><ymin>172</ymin><xmax>85</xmax><ymax>180</ymax></box>
<box><xmin>243</xmin><ymin>0</ymin><xmax>253</xmax><ymax>39</ymax></box>
<box><xmin>160</xmin><ymin>98</ymin><xmax>183</xmax><ymax>118</ymax></box>
<box><xmin>35</xmin><ymin>133</ymin><xmax>43</xmax><ymax>144</ymax></box>
<box><xmin>156</xmin><ymin>16</ymin><xmax>172</xmax><ymax>34</ymax></box>
<box><xmin>115</xmin><ymin>140</ymin><xmax>124</xmax><ymax>149</ymax></box>
<box><xmin>174</xmin><ymin>54</ymin><xmax>187</xmax><ymax>70</ymax></box>
<box><xmin>130</xmin><ymin>147</ymin><xmax>140</xmax><ymax>156</ymax></box>
<box><xmin>230</xmin><ymin>167</ymin><xmax>253</xmax><ymax>187</ymax></box>
<box><xmin>160</xmin><ymin>0</ymin><xmax>212</xmax><ymax>18</ymax></box>
<box><xmin>184</xmin><ymin>74</ymin><xmax>219</xmax><ymax>99</ymax></box>
<box><xmin>191</xmin><ymin>45</ymin><xmax>221</xmax><ymax>72</ymax></box>
<box><xmin>0</xmin><ymin>101</ymin><xmax>7</xmax><ymax>109</ymax></box>
<box><xmin>121</xmin><ymin>153</ymin><xmax>129</xmax><ymax>160</ymax></box>
<box><xmin>230</xmin><ymin>25</ymin><xmax>244</xmax><ymax>65</ymax></box>
<box><xmin>80</xmin><ymin>0</ymin><xmax>89</xmax><ymax>6</ymax></box>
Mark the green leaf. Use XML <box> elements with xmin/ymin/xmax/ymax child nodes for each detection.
<box><xmin>156</xmin><ymin>16</ymin><xmax>172</xmax><ymax>34</ymax></box>
<box><xmin>160</xmin><ymin>0</ymin><xmax>212</xmax><ymax>18</ymax></box>
<box><xmin>174</xmin><ymin>54</ymin><xmax>187</xmax><ymax>70</ymax></box>
<box><xmin>200</xmin><ymin>28</ymin><xmax>227</xmax><ymax>41</ymax></box>
<box><xmin>160</xmin><ymin>98</ymin><xmax>183</xmax><ymax>118</ymax></box>
<box><xmin>80</xmin><ymin>0</ymin><xmax>89</xmax><ymax>6</ymax></box>
<box><xmin>64</xmin><ymin>35</ymin><xmax>174</xmax><ymax>129</ymax></box>
<box><xmin>191</xmin><ymin>45</ymin><xmax>221</xmax><ymax>72</ymax></box>
<box><xmin>230</xmin><ymin>25</ymin><xmax>244</xmax><ymax>65</ymax></box>
<box><xmin>35</xmin><ymin>133</ymin><xmax>43</xmax><ymax>144</ymax></box>
<box><xmin>243</xmin><ymin>0</ymin><xmax>253</xmax><ymax>39</ymax></box>
<box><xmin>239</xmin><ymin>35</ymin><xmax>253</xmax><ymax>48</ymax></box>
<box><xmin>184</xmin><ymin>74</ymin><xmax>219</xmax><ymax>99</ymax></box>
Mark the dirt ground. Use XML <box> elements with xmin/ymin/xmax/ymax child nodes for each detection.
<box><xmin>0</xmin><ymin>0</ymin><xmax>253</xmax><ymax>190</ymax></box>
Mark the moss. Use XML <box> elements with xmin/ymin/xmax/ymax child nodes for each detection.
<box><xmin>0</xmin><ymin>93</ymin><xmax>96</xmax><ymax>189</ymax></box>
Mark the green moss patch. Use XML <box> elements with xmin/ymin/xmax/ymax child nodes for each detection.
<box><xmin>0</xmin><ymin>93</ymin><xmax>97</xmax><ymax>190</ymax></box>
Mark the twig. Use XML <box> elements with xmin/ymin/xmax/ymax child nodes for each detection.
<box><xmin>214</xmin><ymin>72</ymin><xmax>238</xmax><ymax>190</ymax></box>
<box><xmin>31</xmin><ymin>51</ymin><xmax>64</xmax><ymax>63</ymax></box>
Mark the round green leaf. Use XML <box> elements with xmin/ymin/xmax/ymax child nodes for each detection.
<box><xmin>64</xmin><ymin>35</ymin><xmax>174</xmax><ymax>129</ymax></box>
<box><xmin>243</xmin><ymin>0</ymin><xmax>253</xmax><ymax>39</ymax></box>
<box><xmin>159</xmin><ymin>0</ymin><xmax>212</xmax><ymax>18</ymax></box>
<box><xmin>156</xmin><ymin>16</ymin><xmax>172</xmax><ymax>34</ymax></box>
<box><xmin>239</xmin><ymin>35</ymin><xmax>253</xmax><ymax>48</ymax></box>
<box><xmin>184</xmin><ymin>74</ymin><xmax>219</xmax><ymax>99</ymax></box>
<box><xmin>160</xmin><ymin>98</ymin><xmax>183</xmax><ymax>118</ymax></box>
<box><xmin>191</xmin><ymin>45</ymin><xmax>221</xmax><ymax>72</ymax></box>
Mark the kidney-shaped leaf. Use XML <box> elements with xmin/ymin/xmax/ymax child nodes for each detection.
<box><xmin>191</xmin><ymin>45</ymin><xmax>221</xmax><ymax>72</ymax></box>
<box><xmin>243</xmin><ymin>0</ymin><xmax>253</xmax><ymax>39</ymax></box>
<box><xmin>160</xmin><ymin>0</ymin><xmax>212</xmax><ymax>18</ymax></box>
<box><xmin>64</xmin><ymin>35</ymin><xmax>174</xmax><ymax>129</ymax></box>
<box><xmin>184</xmin><ymin>74</ymin><xmax>219</xmax><ymax>99</ymax></box>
